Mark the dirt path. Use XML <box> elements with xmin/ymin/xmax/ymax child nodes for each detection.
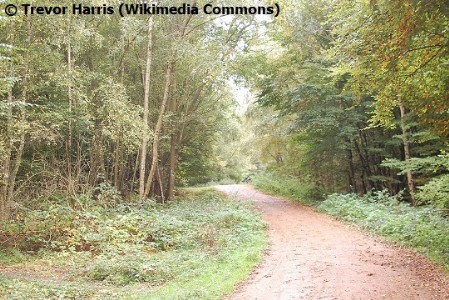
<box><xmin>217</xmin><ymin>184</ymin><xmax>449</xmax><ymax>300</ymax></box>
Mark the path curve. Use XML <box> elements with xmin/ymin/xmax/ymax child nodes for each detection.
<box><xmin>216</xmin><ymin>184</ymin><xmax>449</xmax><ymax>300</ymax></box>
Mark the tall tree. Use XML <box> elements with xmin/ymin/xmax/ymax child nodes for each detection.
<box><xmin>139</xmin><ymin>15</ymin><xmax>155</xmax><ymax>200</ymax></box>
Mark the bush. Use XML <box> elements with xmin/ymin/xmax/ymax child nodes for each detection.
<box><xmin>252</xmin><ymin>172</ymin><xmax>323</xmax><ymax>203</ymax></box>
<box><xmin>416</xmin><ymin>174</ymin><xmax>449</xmax><ymax>208</ymax></box>
<box><xmin>318</xmin><ymin>191</ymin><xmax>449</xmax><ymax>268</ymax></box>
<box><xmin>1</xmin><ymin>189</ymin><xmax>267</xmax><ymax>299</ymax></box>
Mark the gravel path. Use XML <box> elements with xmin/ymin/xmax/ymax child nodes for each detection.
<box><xmin>217</xmin><ymin>184</ymin><xmax>449</xmax><ymax>300</ymax></box>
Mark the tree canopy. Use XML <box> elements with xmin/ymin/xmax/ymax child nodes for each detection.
<box><xmin>1</xmin><ymin>0</ymin><xmax>449</xmax><ymax>221</ymax></box>
<box><xmin>238</xmin><ymin>0</ymin><xmax>449</xmax><ymax>207</ymax></box>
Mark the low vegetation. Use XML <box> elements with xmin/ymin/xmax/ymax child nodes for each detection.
<box><xmin>0</xmin><ymin>188</ymin><xmax>266</xmax><ymax>299</ymax></box>
<box><xmin>252</xmin><ymin>172</ymin><xmax>322</xmax><ymax>204</ymax></box>
<box><xmin>319</xmin><ymin>192</ymin><xmax>449</xmax><ymax>269</ymax></box>
<box><xmin>253</xmin><ymin>172</ymin><xmax>449</xmax><ymax>269</ymax></box>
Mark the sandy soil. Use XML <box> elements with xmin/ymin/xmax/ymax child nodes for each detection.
<box><xmin>216</xmin><ymin>184</ymin><xmax>449</xmax><ymax>300</ymax></box>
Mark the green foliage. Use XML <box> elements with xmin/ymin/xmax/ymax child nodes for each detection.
<box><xmin>238</xmin><ymin>2</ymin><xmax>403</xmax><ymax>195</ymax></box>
<box><xmin>318</xmin><ymin>192</ymin><xmax>449</xmax><ymax>268</ymax></box>
<box><xmin>382</xmin><ymin>153</ymin><xmax>449</xmax><ymax>207</ymax></box>
<box><xmin>0</xmin><ymin>276</ymin><xmax>94</xmax><ymax>300</ymax></box>
<box><xmin>252</xmin><ymin>172</ymin><xmax>323</xmax><ymax>204</ymax></box>
<box><xmin>239</xmin><ymin>0</ymin><xmax>448</xmax><ymax>201</ymax></box>
<box><xmin>1</xmin><ymin>0</ymin><xmax>254</xmax><ymax>216</ymax></box>
<box><xmin>382</xmin><ymin>148</ymin><xmax>449</xmax><ymax>176</ymax></box>
<box><xmin>0</xmin><ymin>189</ymin><xmax>266</xmax><ymax>299</ymax></box>
<box><xmin>416</xmin><ymin>175</ymin><xmax>449</xmax><ymax>209</ymax></box>
<box><xmin>329</xmin><ymin>0</ymin><xmax>449</xmax><ymax>134</ymax></box>
<box><xmin>177</xmin><ymin>98</ymin><xmax>248</xmax><ymax>186</ymax></box>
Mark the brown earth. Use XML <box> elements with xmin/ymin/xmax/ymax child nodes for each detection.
<box><xmin>216</xmin><ymin>184</ymin><xmax>449</xmax><ymax>300</ymax></box>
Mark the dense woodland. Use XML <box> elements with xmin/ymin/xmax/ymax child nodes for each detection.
<box><xmin>1</xmin><ymin>0</ymin><xmax>449</xmax><ymax>298</ymax></box>
<box><xmin>1</xmin><ymin>0</ymin><xmax>449</xmax><ymax>218</ymax></box>
<box><xmin>241</xmin><ymin>0</ymin><xmax>449</xmax><ymax>208</ymax></box>
<box><xmin>0</xmin><ymin>0</ymin><xmax>260</xmax><ymax>221</ymax></box>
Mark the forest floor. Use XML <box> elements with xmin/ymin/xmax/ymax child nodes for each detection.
<box><xmin>217</xmin><ymin>184</ymin><xmax>449</xmax><ymax>300</ymax></box>
<box><xmin>0</xmin><ymin>189</ymin><xmax>266</xmax><ymax>299</ymax></box>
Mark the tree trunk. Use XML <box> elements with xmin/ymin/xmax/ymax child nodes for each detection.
<box><xmin>3</xmin><ymin>16</ymin><xmax>31</xmax><ymax>219</ymax></box>
<box><xmin>399</xmin><ymin>101</ymin><xmax>417</xmax><ymax>205</ymax></box>
<box><xmin>139</xmin><ymin>15</ymin><xmax>155</xmax><ymax>200</ymax></box>
<box><xmin>88</xmin><ymin>123</ymin><xmax>104</xmax><ymax>187</ymax></box>
<box><xmin>130</xmin><ymin>151</ymin><xmax>140</xmax><ymax>195</ymax></box>
<box><xmin>66</xmin><ymin>26</ymin><xmax>74</xmax><ymax>194</ymax></box>
<box><xmin>346</xmin><ymin>144</ymin><xmax>356</xmax><ymax>193</ymax></box>
<box><xmin>144</xmin><ymin>61</ymin><xmax>175</xmax><ymax>198</ymax></box>
<box><xmin>354</xmin><ymin>140</ymin><xmax>368</xmax><ymax>194</ymax></box>
<box><xmin>0</xmin><ymin>89</ymin><xmax>14</xmax><ymax>221</ymax></box>
<box><xmin>156</xmin><ymin>163</ymin><xmax>165</xmax><ymax>203</ymax></box>
<box><xmin>143</xmin><ymin>12</ymin><xmax>192</xmax><ymax>199</ymax></box>
<box><xmin>167</xmin><ymin>133</ymin><xmax>180</xmax><ymax>201</ymax></box>
<box><xmin>113</xmin><ymin>137</ymin><xmax>122</xmax><ymax>189</ymax></box>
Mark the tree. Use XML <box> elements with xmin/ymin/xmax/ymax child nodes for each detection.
<box><xmin>139</xmin><ymin>15</ymin><xmax>155</xmax><ymax>200</ymax></box>
<box><xmin>329</xmin><ymin>0</ymin><xmax>449</xmax><ymax>203</ymax></box>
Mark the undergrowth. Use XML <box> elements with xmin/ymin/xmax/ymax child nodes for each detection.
<box><xmin>252</xmin><ymin>171</ymin><xmax>449</xmax><ymax>270</ymax></box>
<box><xmin>318</xmin><ymin>191</ymin><xmax>449</xmax><ymax>269</ymax></box>
<box><xmin>251</xmin><ymin>172</ymin><xmax>323</xmax><ymax>203</ymax></box>
<box><xmin>0</xmin><ymin>189</ymin><xmax>266</xmax><ymax>299</ymax></box>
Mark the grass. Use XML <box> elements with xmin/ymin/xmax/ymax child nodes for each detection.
<box><xmin>252</xmin><ymin>171</ymin><xmax>449</xmax><ymax>270</ymax></box>
<box><xmin>251</xmin><ymin>172</ymin><xmax>322</xmax><ymax>204</ymax></box>
<box><xmin>129</xmin><ymin>238</ymin><xmax>265</xmax><ymax>300</ymax></box>
<box><xmin>0</xmin><ymin>188</ymin><xmax>267</xmax><ymax>299</ymax></box>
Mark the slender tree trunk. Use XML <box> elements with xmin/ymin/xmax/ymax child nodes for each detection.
<box><xmin>130</xmin><ymin>151</ymin><xmax>140</xmax><ymax>195</ymax></box>
<box><xmin>399</xmin><ymin>101</ymin><xmax>417</xmax><ymax>205</ymax></box>
<box><xmin>144</xmin><ymin>62</ymin><xmax>175</xmax><ymax>198</ymax></box>
<box><xmin>143</xmin><ymin>12</ymin><xmax>192</xmax><ymax>199</ymax></box>
<box><xmin>8</xmin><ymin>125</ymin><xmax>25</xmax><ymax>201</ymax></box>
<box><xmin>167</xmin><ymin>134</ymin><xmax>179</xmax><ymax>201</ymax></box>
<box><xmin>361</xmin><ymin>130</ymin><xmax>381</xmax><ymax>189</ymax></box>
<box><xmin>75</xmin><ymin>138</ymin><xmax>81</xmax><ymax>190</ymax></box>
<box><xmin>346</xmin><ymin>143</ymin><xmax>356</xmax><ymax>193</ymax></box>
<box><xmin>354</xmin><ymin>140</ymin><xmax>368</xmax><ymax>194</ymax></box>
<box><xmin>88</xmin><ymin>121</ymin><xmax>104</xmax><ymax>186</ymax></box>
<box><xmin>113</xmin><ymin>137</ymin><xmax>122</xmax><ymax>189</ymax></box>
<box><xmin>66</xmin><ymin>27</ymin><xmax>74</xmax><ymax>194</ymax></box>
<box><xmin>139</xmin><ymin>15</ymin><xmax>155</xmax><ymax>200</ymax></box>
<box><xmin>118</xmin><ymin>148</ymin><xmax>126</xmax><ymax>193</ymax></box>
<box><xmin>1</xmin><ymin>89</ymin><xmax>14</xmax><ymax>221</ymax></box>
<box><xmin>6</xmin><ymin>16</ymin><xmax>31</xmax><ymax>215</ymax></box>
<box><xmin>156</xmin><ymin>163</ymin><xmax>165</xmax><ymax>203</ymax></box>
<box><xmin>166</xmin><ymin>81</ymin><xmax>206</xmax><ymax>200</ymax></box>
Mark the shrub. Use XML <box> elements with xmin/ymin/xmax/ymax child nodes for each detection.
<box><xmin>1</xmin><ymin>189</ymin><xmax>267</xmax><ymax>299</ymax></box>
<box><xmin>416</xmin><ymin>174</ymin><xmax>449</xmax><ymax>208</ymax></box>
<box><xmin>318</xmin><ymin>191</ymin><xmax>449</xmax><ymax>268</ymax></box>
<box><xmin>252</xmin><ymin>172</ymin><xmax>323</xmax><ymax>203</ymax></box>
